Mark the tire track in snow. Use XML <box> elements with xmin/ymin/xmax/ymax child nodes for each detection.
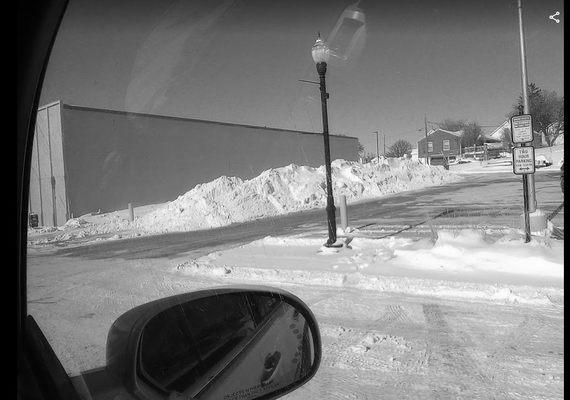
<box><xmin>482</xmin><ymin>311</ymin><xmax>564</xmax><ymax>399</ymax></box>
<box><xmin>367</xmin><ymin>304</ymin><xmax>414</xmax><ymax>328</ymax></box>
<box><xmin>288</xmin><ymin>304</ymin><xmax>421</xmax><ymax>399</ymax></box>
<box><xmin>422</xmin><ymin>303</ymin><xmax>513</xmax><ymax>399</ymax></box>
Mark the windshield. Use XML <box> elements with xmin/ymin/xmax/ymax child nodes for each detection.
<box><xmin>27</xmin><ymin>0</ymin><xmax>563</xmax><ymax>399</ymax></box>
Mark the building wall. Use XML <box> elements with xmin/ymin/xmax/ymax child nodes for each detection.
<box><xmin>28</xmin><ymin>102</ymin><xmax>68</xmax><ymax>227</ymax></box>
<box><xmin>55</xmin><ymin>104</ymin><xmax>358</xmax><ymax>220</ymax></box>
<box><xmin>418</xmin><ymin>130</ymin><xmax>461</xmax><ymax>159</ymax></box>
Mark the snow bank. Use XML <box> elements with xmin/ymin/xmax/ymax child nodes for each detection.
<box><xmin>135</xmin><ymin>159</ymin><xmax>459</xmax><ymax>233</ymax></box>
<box><xmin>178</xmin><ymin>229</ymin><xmax>563</xmax><ymax>304</ymax></box>
<box><xmin>27</xmin><ymin>159</ymin><xmax>459</xmax><ymax>244</ymax></box>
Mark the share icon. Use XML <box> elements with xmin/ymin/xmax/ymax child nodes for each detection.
<box><xmin>549</xmin><ymin>11</ymin><xmax>560</xmax><ymax>23</ymax></box>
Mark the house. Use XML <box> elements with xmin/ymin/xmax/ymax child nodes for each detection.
<box><xmin>417</xmin><ymin>128</ymin><xmax>462</xmax><ymax>165</ymax></box>
<box><xmin>488</xmin><ymin>120</ymin><xmax>510</xmax><ymax>142</ymax></box>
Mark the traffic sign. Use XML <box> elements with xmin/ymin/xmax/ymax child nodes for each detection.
<box><xmin>510</xmin><ymin>114</ymin><xmax>534</xmax><ymax>144</ymax></box>
<box><xmin>512</xmin><ymin>146</ymin><xmax>535</xmax><ymax>175</ymax></box>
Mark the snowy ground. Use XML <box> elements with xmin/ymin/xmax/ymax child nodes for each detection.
<box><xmin>26</xmin><ymin>155</ymin><xmax>564</xmax><ymax>399</ymax></box>
<box><xmin>28</xmin><ymin>226</ymin><xmax>564</xmax><ymax>399</ymax></box>
<box><xmin>182</xmin><ymin>229</ymin><xmax>563</xmax><ymax>301</ymax></box>
<box><xmin>27</xmin><ymin>158</ymin><xmax>460</xmax><ymax>245</ymax></box>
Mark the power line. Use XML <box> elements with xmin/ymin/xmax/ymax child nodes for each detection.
<box><xmin>389</xmin><ymin>128</ymin><xmax>424</xmax><ymax>136</ymax></box>
<box><xmin>427</xmin><ymin>120</ymin><xmax>505</xmax><ymax>128</ymax></box>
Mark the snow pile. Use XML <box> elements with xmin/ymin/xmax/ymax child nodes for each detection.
<box><xmin>535</xmin><ymin>144</ymin><xmax>564</xmax><ymax>167</ymax></box>
<box><xmin>394</xmin><ymin>229</ymin><xmax>562</xmax><ymax>278</ymax></box>
<box><xmin>177</xmin><ymin>229</ymin><xmax>563</xmax><ymax>304</ymax></box>
<box><xmin>63</xmin><ymin>217</ymin><xmax>90</xmax><ymax>229</ymax></box>
<box><xmin>28</xmin><ymin>214</ymin><xmax>136</xmax><ymax>245</ymax></box>
<box><xmin>535</xmin><ymin>154</ymin><xmax>553</xmax><ymax>166</ymax></box>
<box><xmin>135</xmin><ymin>159</ymin><xmax>459</xmax><ymax>233</ymax></box>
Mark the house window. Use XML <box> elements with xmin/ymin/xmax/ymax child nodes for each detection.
<box><xmin>442</xmin><ymin>139</ymin><xmax>450</xmax><ymax>151</ymax></box>
<box><xmin>427</xmin><ymin>141</ymin><xmax>433</xmax><ymax>153</ymax></box>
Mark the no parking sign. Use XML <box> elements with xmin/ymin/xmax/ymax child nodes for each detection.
<box><xmin>512</xmin><ymin>146</ymin><xmax>535</xmax><ymax>175</ymax></box>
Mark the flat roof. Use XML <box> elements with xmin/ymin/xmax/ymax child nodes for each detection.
<box><xmin>56</xmin><ymin>102</ymin><xmax>358</xmax><ymax>140</ymax></box>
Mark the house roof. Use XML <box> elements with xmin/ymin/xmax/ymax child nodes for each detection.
<box><xmin>489</xmin><ymin>120</ymin><xmax>510</xmax><ymax>140</ymax></box>
<box><xmin>423</xmin><ymin>128</ymin><xmax>463</xmax><ymax>138</ymax></box>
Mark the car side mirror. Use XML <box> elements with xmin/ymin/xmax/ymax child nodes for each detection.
<box><xmin>106</xmin><ymin>286</ymin><xmax>321</xmax><ymax>400</ymax></box>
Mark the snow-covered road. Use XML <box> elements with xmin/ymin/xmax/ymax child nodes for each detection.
<box><xmin>283</xmin><ymin>285</ymin><xmax>563</xmax><ymax>399</ymax></box>
<box><xmin>27</xmin><ymin>249</ymin><xmax>563</xmax><ymax>399</ymax></box>
<box><xmin>26</xmin><ymin>163</ymin><xmax>564</xmax><ymax>399</ymax></box>
<box><xmin>27</xmin><ymin>221</ymin><xmax>564</xmax><ymax>400</ymax></box>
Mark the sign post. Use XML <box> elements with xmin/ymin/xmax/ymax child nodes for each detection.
<box><xmin>511</xmin><ymin>113</ymin><xmax>534</xmax><ymax>242</ymax></box>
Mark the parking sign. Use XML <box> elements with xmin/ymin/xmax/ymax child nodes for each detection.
<box><xmin>512</xmin><ymin>146</ymin><xmax>535</xmax><ymax>175</ymax></box>
<box><xmin>510</xmin><ymin>114</ymin><xmax>534</xmax><ymax>144</ymax></box>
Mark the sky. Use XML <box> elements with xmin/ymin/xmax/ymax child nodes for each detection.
<box><xmin>40</xmin><ymin>0</ymin><xmax>564</xmax><ymax>154</ymax></box>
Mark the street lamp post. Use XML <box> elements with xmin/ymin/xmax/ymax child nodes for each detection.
<box><xmin>372</xmin><ymin>131</ymin><xmax>379</xmax><ymax>161</ymax></box>
<box><xmin>312</xmin><ymin>34</ymin><xmax>338</xmax><ymax>247</ymax></box>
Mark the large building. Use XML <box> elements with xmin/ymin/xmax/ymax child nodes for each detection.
<box><xmin>30</xmin><ymin>102</ymin><xmax>359</xmax><ymax>226</ymax></box>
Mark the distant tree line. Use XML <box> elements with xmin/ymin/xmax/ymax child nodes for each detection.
<box><xmin>385</xmin><ymin>139</ymin><xmax>412</xmax><ymax>158</ymax></box>
<box><xmin>436</xmin><ymin>82</ymin><xmax>563</xmax><ymax>150</ymax></box>
<box><xmin>354</xmin><ymin>82</ymin><xmax>562</xmax><ymax>163</ymax></box>
<box><xmin>357</xmin><ymin>138</ymin><xmax>413</xmax><ymax>161</ymax></box>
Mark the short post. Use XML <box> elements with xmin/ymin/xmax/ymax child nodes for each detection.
<box><xmin>128</xmin><ymin>203</ymin><xmax>134</xmax><ymax>222</ymax></box>
<box><xmin>339</xmin><ymin>195</ymin><xmax>348</xmax><ymax>231</ymax></box>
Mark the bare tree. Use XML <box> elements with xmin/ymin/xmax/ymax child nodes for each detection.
<box><xmin>460</xmin><ymin>121</ymin><xmax>483</xmax><ymax>148</ymax></box>
<box><xmin>385</xmin><ymin>139</ymin><xmax>412</xmax><ymax>158</ymax></box>
<box><xmin>438</xmin><ymin>118</ymin><xmax>466</xmax><ymax>132</ymax></box>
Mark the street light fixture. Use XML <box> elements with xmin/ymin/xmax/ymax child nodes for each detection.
<box><xmin>311</xmin><ymin>33</ymin><xmax>339</xmax><ymax>247</ymax></box>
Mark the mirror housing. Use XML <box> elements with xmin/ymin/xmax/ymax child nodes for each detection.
<box><xmin>106</xmin><ymin>286</ymin><xmax>321</xmax><ymax>400</ymax></box>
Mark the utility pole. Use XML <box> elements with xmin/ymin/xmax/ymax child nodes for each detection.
<box><xmin>517</xmin><ymin>0</ymin><xmax>537</xmax><ymax>213</ymax></box>
<box><xmin>383</xmin><ymin>132</ymin><xmax>386</xmax><ymax>156</ymax></box>
<box><xmin>424</xmin><ymin>114</ymin><xmax>429</xmax><ymax>165</ymax></box>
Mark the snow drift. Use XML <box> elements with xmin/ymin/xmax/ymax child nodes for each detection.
<box><xmin>178</xmin><ymin>229</ymin><xmax>563</xmax><ymax>305</ymax></box>
<box><xmin>134</xmin><ymin>159</ymin><xmax>459</xmax><ymax>233</ymax></box>
<box><xmin>28</xmin><ymin>158</ymin><xmax>459</xmax><ymax>243</ymax></box>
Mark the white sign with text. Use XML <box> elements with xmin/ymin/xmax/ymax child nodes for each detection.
<box><xmin>512</xmin><ymin>146</ymin><xmax>535</xmax><ymax>175</ymax></box>
<box><xmin>510</xmin><ymin>114</ymin><xmax>534</xmax><ymax>144</ymax></box>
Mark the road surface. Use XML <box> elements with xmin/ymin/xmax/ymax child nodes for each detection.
<box><xmin>26</xmin><ymin>171</ymin><xmax>564</xmax><ymax>399</ymax></box>
<box><xmin>36</xmin><ymin>170</ymin><xmax>563</xmax><ymax>260</ymax></box>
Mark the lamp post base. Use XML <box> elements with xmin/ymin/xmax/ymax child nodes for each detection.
<box><xmin>324</xmin><ymin>242</ymin><xmax>344</xmax><ymax>248</ymax></box>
